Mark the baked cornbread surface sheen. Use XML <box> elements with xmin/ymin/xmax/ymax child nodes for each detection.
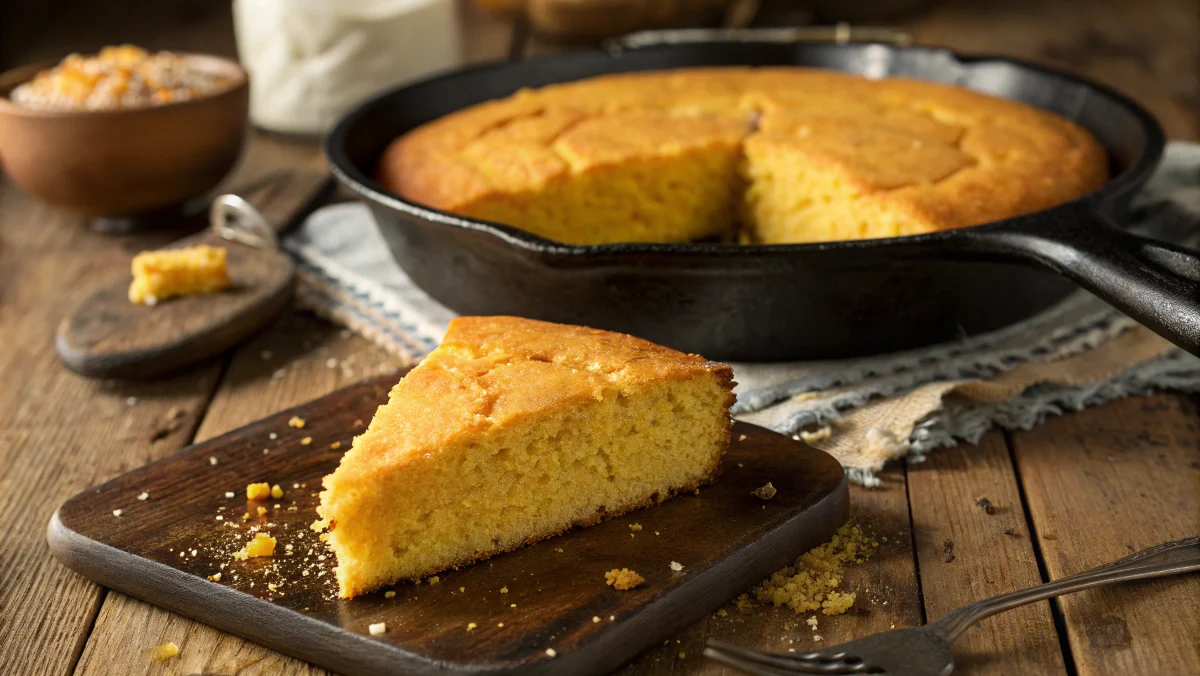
<box><xmin>379</xmin><ymin>67</ymin><xmax>1108</xmax><ymax>245</ymax></box>
<box><xmin>318</xmin><ymin>316</ymin><xmax>735</xmax><ymax>599</ymax></box>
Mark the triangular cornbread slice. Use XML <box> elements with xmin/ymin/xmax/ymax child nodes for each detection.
<box><xmin>317</xmin><ymin>317</ymin><xmax>735</xmax><ymax>598</ymax></box>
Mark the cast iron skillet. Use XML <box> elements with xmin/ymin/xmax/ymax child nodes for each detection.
<box><xmin>326</xmin><ymin>39</ymin><xmax>1200</xmax><ymax>362</ymax></box>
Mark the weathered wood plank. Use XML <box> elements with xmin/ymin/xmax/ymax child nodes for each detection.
<box><xmin>0</xmin><ymin>184</ymin><xmax>224</xmax><ymax>676</ymax></box>
<box><xmin>1010</xmin><ymin>394</ymin><xmax>1200</xmax><ymax>676</ymax></box>
<box><xmin>903</xmin><ymin>0</ymin><xmax>1199</xmax><ymax>140</ymax></box>
<box><xmin>72</xmin><ymin>314</ymin><xmax>397</xmax><ymax>675</ymax></box>
<box><xmin>907</xmin><ymin>431</ymin><xmax>1067</xmax><ymax>675</ymax></box>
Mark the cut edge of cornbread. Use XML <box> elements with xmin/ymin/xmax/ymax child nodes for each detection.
<box><xmin>317</xmin><ymin>316</ymin><xmax>735</xmax><ymax>599</ymax></box>
<box><xmin>128</xmin><ymin>244</ymin><xmax>232</xmax><ymax>305</ymax></box>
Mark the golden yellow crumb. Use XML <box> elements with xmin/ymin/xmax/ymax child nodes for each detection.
<box><xmin>330</xmin><ymin>441</ymin><xmax>342</xmax><ymax>450</ymax></box>
<box><xmin>311</xmin><ymin>518</ymin><xmax>328</xmax><ymax>532</ymax></box>
<box><xmin>369</xmin><ymin>622</ymin><xmax>386</xmax><ymax>635</ymax></box>
<box><xmin>129</xmin><ymin>245</ymin><xmax>231</xmax><ymax>305</ymax></box>
<box><xmin>629</xmin><ymin>523</ymin><xmax>642</xmax><ymax>532</ymax></box>
<box><xmin>592</xmin><ymin>616</ymin><xmax>601</xmax><ymax>623</ymax></box>
<box><xmin>300</xmin><ymin>437</ymin><xmax>312</xmax><ymax>446</ymax></box>
<box><xmin>545</xmin><ymin>648</ymin><xmax>557</xmax><ymax>658</ymax></box>
<box><xmin>500</xmin><ymin>586</ymin><xmax>508</xmax><ymax>594</ymax></box>
<box><xmin>241</xmin><ymin>512</ymin><xmax>250</xmax><ymax>521</ymax></box>
<box><xmin>384</xmin><ymin>591</ymin><xmax>396</xmax><ymax>599</ymax></box>
<box><xmin>288</xmin><ymin>416</ymin><xmax>306</xmax><ymax>428</ymax></box>
<box><xmin>429</xmin><ymin>576</ymin><xmax>440</xmax><ymax>585</ymax></box>
<box><xmin>207</xmin><ymin>573</ymin><xmax>221</xmax><ymax>582</ymax></box>
<box><xmin>256</xmin><ymin>505</ymin><xmax>267</xmax><ymax>517</ymax></box>
<box><xmin>467</xmin><ymin>622</ymin><xmax>477</xmax><ymax>631</ymax></box>
<box><xmin>233</xmin><ymin>532</ymin><xmax>277</xmax><ymax>561</ymax></box>
<box><xmin>605</xmin><ymin>568</ymin><xmax>644</xmax><ymax>590</ymax></box>
<box><xmin>246</xmin><ymin>483</ymin><xmax>270</xmax><ymax>500</ymax></box>
<box><xmin>270</xmin><ymin>484</ymin><xmax>284</xmax><ymax>499</ymax></box>
<box><xmin>149</xmin><ymin>642</ymin><xmax>180</xmax><ymax>662</ymax></box>
<box><xmin>752</xmin><ymin>523</ymin><xmax>877</xmax><ymax>615</ymax></box>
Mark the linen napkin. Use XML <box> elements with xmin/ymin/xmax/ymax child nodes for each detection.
<box><xmin>285</xmin><ymin>141</ymin><xmax>1200</xmax><ymax>484</ymax></box>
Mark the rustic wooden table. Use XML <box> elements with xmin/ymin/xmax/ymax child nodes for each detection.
<box><xmin>2</xmin><ymin>1</ymin><xmax>1197</xmax><ymax>674</ymax></box>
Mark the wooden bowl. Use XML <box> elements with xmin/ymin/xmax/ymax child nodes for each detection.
<box><xmin>0</xmin><ymin>54</ymin><xmax>248</xmax><ymax>218</ymax></box>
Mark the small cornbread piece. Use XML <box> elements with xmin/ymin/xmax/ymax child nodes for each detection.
<box><xmin>128</xmin><ymin>245</ymin><xmax>231</xmax><ymax>305</ymax></box>
<box><xmin>234</xmin><ymin>532</ymin><xmax>277</xmax><ymax>560</ymax></box>
<box><xmin>246</xmin><ymin>482</ymin><xmax>271</xmax><ymax>500</ymax></box>
<box><xmin>149</xmin><ymin>642</ymin><xmax>180</xmax><ymax>662</ymax></box>
<box><xmin>318</xmin><ymin>316</ymin><xmax>735</xmax><ymax>598</ymax></box>
<box><xmin>605</xmin><ymin>568</ymin><xmax>645</xmax><ymax>590</ymax></box>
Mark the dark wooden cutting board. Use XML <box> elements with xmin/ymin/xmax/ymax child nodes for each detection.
<box><xmin>49</xmin><ymin>374</ymin><xmax>849</xmax><ymax>676</ymax></box>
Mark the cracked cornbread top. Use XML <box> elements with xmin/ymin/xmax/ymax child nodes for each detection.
<box><xmin>378</xmin><ymin>67</ymin><xmax>1108</xmax><ymax>245</ymax></box>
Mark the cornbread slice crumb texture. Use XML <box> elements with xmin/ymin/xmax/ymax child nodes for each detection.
<box><xmin>379</xmin><ymin>67</ymin><xmax>1108</xmax><ymax>245</ymax></box>
<box><xmin>318</xmin><ymin>316</ymin><xmax>735</xmax><ymax>598</ymax></box>
<box><xmin>128</xmin><ymin>244</ymin><xmax>232</xmax><ymax>305</ymax></box>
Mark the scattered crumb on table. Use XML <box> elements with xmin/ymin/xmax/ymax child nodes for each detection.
<box><xmin>605</xmin><ymin>568</ymin><xmax>644</xmax><ymax>590</ymax></box>
<box><xmin>149</xmin><ymin>642</ymin><xmax>179</xmax><ymax>662</ymax></box>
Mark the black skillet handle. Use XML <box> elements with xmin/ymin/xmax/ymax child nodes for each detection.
<box><xmin>969</xmin><ymin>206</ymin><xmax>1200</xmax><ymax>356</ymax></box>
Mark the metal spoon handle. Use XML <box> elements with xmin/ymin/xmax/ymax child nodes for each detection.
<box><xmin>930</xmin><ymin>536</ymin><xmax>1200</xmax><ymax>642</ymax></box>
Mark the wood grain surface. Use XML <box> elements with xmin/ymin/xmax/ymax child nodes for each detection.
<box><xmin>53</xmin><ymin>378</ymin><xmax>849</xmax><ymax>676</ymax></box>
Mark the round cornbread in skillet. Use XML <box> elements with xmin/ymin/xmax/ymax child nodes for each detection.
<box><xmin>378</xmin><ymin>67</ymin><xmax>1108</xmax><ymax>245</ymax></box>
<box><xmin>317</xmin><ymin>316</ymin><xmax>735</xmax><ymax>599</ymax></box>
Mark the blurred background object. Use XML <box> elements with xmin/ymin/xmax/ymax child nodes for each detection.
<box><xmin>232</xmin><ymin>0</ymin><xmax>462</xmax><ymax>135</ymax></box>
<box><xmin>471</xmin><ymin>0</ymin><xmax>942</xmax><ymax>41</ymax></box>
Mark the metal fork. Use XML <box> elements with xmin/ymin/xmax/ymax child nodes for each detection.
<box><xmin>705</xmin><ymin>536</ymin><xmax>1199</xmax><ymax>676</ymax></box>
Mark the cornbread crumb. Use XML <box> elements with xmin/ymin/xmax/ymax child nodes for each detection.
<box><xmin>369</xmin><ymin>622</ymin><xmax>386</xmax><ymax>636</ymax></box>
<box><xmin>500</xmin><ymin>586</ymin><xmax>508</xmax><ymax>594</ymax></box>
<box><xmin>301</xmin><ymin>437</ymin><xmax>312</xmax><ymax>446</ymax></box>
<box><xmin>385</xmin><ymin>591</ymin><xmax>396</xmax><ymax>599</ymax></box>
<box><xmin>129</xmin><ymin>245</ymin><xmax>231</xmax><ymax>305</ymax></box>
<box><xmin>806</xmin><ymin>616</ymin><xmax>818</xmax><ymax>629</ymax></box>
<box><xmin>467</xmin><ymin>622</ymin><xmax>477</xmax><ymax>631</ymax></box>
<box><xmin>246</xmin><ymin>483</ymin><xmax>270</xmax><ymax>500</ymax></box>
<box><xmin>593</xmin><ymin>616</ymin><xmax>601</xmax><ymax>623</ymax></box>
<box><xmin>225</xmin><ymin>491</ymin><xmax>235</xmax><ymax>498</ymax></box>
<box><xmin>233</xmin><ymin>532</ymin><xmax>277</xmax><ymax>560</ymax></box>
<box><xmin>498</xmin><ymin>622</ymin><xmax>505</xmax><ymax>627</ymax></box>
<box><xmin>207</xmin><ymin>572</ymin><xmax>221</xmax><ymax>582</ymax></box>
<box><xmin>270</xmin><ymin>484</ymin><xmax>284</xmax><ymax>499</ymax></box>
<box><xmin>112</xmin><ymin>509</ymin><xmax>122</xmax><ymax>517</ymax></box>
<box><xmin>679</xmin><ymin>652</ymin><xmax>686</xmax><ymax>659</ymax></box>
<box><xmin>669</xmin><ymin>561</ymin><xmax>684</xmax><ymax>572</ymax></box>
<box><xmin>209</xmin><ymin>456</ymin><xmax>219</xmax><ymax>465</ymax></box>
<box><xmin>629</xmin><ymin>523</ymin><xmax>642</xmax><ymax>532</ymax></box>
<box><xmin>459</xmin><ymin>587</ymin><xmax>465</xmax><ymax>592</ymax></box>
<box><xmin>799</xmin><ymin>426</ymin><xmax>832</xmax><ymax>444</ymax></box>
<box><xmin>288</xmin><ymin>416</ymin><xmax>306</xmax><ymax>428</ymax></box>
<box><xmin>814</xmin><ymin>635</ymin><xmax>823</xmax><ymax>642</ymax></box>
<box><xmin>331</xmin><ymin>441</ymin><xmax>342</xmax><ymax>450</ymax></box>
<box><xmin>751</xmin><ymin>482</ymin><xmax>777</xmax><ymax>500</ymax></box>
<box><xmin>149</xmin><ymin>642</ymin><xmax>179</xmax><ymax>662</ymax></box>
<box><xmin>545</xmin><ymin>649</ymin><xmax>557</xmax><ymax>658</ymax></box>
<box><xmin>256</xmin><ymin>506</ymin><xmax>267</xmax><ymax>517</ymax></box>
<box><xmin>137</xmin><ymin>492</ymin><xmax>149</xmax><ymax>501</ymax></box>
<box><xmin>734</xmin><ymin>594</ymin><xmax>752</xmax><ymax>611</ymax></box>
<box><xmin>429</xmin><ymin>576</ymin><xmax>440</xmax><ymax>585</ymax></box>
<box><xmin>311</xmin><ymin>519</ymin><xmax>328</xmax><ymax>532</ymax></box>
<box><xmin>752</xmin><ymin>523</ymin><xmax>877</xmax><ymax>615</ymax></box>
<box><xmin>605</xmin><ymin>568</ymin><xmax>644</xmax><ymax>590</ymax></box>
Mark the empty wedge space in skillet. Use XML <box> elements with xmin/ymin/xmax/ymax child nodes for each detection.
<box><xmin>379</xmin><ymin>67</ymin><xmax>1109</xmax><ymax>246</ymax></box>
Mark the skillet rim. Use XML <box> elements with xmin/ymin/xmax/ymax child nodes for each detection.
<box><xmin>325</xmin><ymin>42</ymin><xmax>1166</xmax><ymax>259</ymax></box>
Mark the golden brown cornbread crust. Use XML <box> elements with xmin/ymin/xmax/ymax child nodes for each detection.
<box><xmin>318</xmin><ymin>316</ymin><xmax>735</xmax><ymax>597</ymax></box>
<box><xmin>379</xmin><ymin>67</ymin><xmax>1108</xmax><ymax>244</ymax></box>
